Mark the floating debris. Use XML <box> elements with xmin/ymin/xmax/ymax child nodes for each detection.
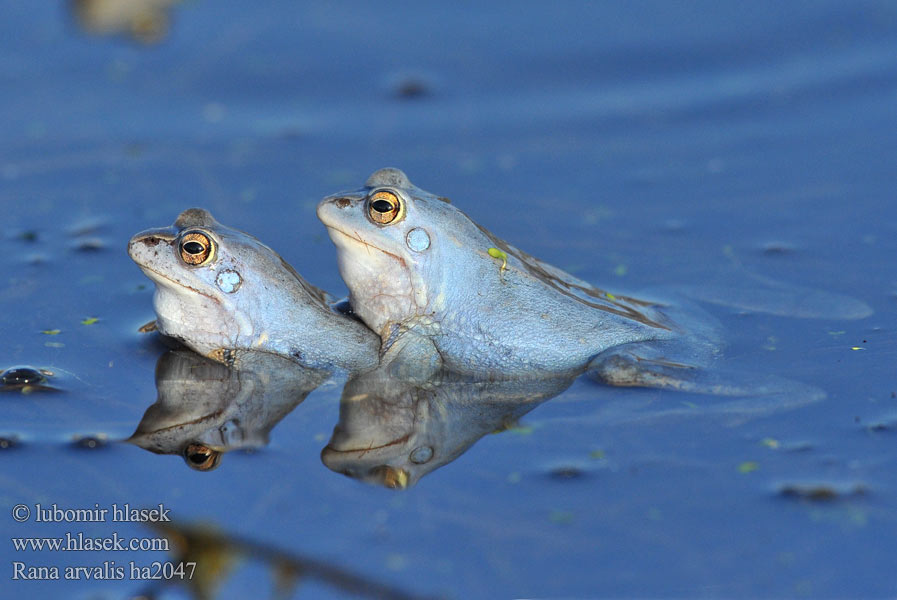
<box><xmin>81</xmin><ymin>317</ymin><xmax>100</xmax><ymax>325</ymax></box>
<box><xmin>387</xmin><ymin>72</ymin><xmax>435</xmax><ymax>100</ymax></box>
<box><xmin>41</xmin><ymin>329</ymin><xmax>61</xmax><ymax>335</ymax></box>
<box><xmin>395</xmin><ymin>78</ymin><xmax>430</xmax><ymax>99</ymax></box>
<box><xmin>546</xmin><ymin>465</ymin><xmax>586</xmax><ymax>481</ymax></box>
<box><xmin>759</xmin><ymin>241</ymin><xmax>798</xmax><ymax>256</ymax></box>
<box><xmin>1</xmin><ymin>366</ymin><xmax>59</xmax><ymax>393</ymax></box>
<box><xmin>738</xmin><ymin>461</ymin><xmax>759</xmax><ymax>474</ymax></box>
<box><xmin>72</xmin><ymin>434</ymin><xmax>109</xmax><ymax>449</ymax></box>
<box><xmin>0</xmin><ymin>436</ymin><xmax>21</xmax><ymax>449</ymax></box>
<box><xmin>72</xmin><ymin>236</ymin><xmax>106</xmax><ymax>251</ymax></box>
<box><xmin>866</xmin><ymin>417</ymin><xmax>897</xmax><ymax>432</ymax></box>
<box><xmin>487</xmin><ymin>247</ymin><xmax>508</xmax><ymax>277</ymax></box>
<box><xmin>548</xmin><ymin>510</ymin><xmax>575</xmax><ymax>525</ymax></box>
<box><xmin>1</xmin><ymin>367</ymin><xmax>46</xmax><ymax>387</ymax></box>
<box><xmin>777</xmin><ymin>482</ymin><xmax>867</xmax><ymax>502</ymax></box>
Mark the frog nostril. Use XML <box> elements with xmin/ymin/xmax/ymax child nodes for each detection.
<box><xmin>334</xmin><ymin>197</ymin><xmax>351</xmax><ymax>209</ymax></box>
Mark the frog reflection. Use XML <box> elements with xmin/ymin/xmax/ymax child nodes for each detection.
<box><xmin>129</xmin><ymin>349</ymin><xmax>328</xmax><ymax>471</ymax></box>
<box><xmin>321</xmin><ymin>368</ymin><xmax>574</xmax><ymax>489</ymax></box>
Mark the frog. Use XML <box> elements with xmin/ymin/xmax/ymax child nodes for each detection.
<box><xmin>128</xmin><ymin>208</ymin><xmax>380</xmax><ymax>372</ymax></box>
<box><xmin>317</xmin><ymin>168</ymin><xmax>712</xmax><ymax>382</ymax></box>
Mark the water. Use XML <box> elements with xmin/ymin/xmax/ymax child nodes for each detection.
<box><xmin>1</xmin><ymin>1</ymin><xmax>896</xmax><ymax>598</ymax></box>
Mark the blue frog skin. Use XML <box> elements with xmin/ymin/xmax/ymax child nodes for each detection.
<box><xmin>317</xmin><ymin>168</ymin><xmax>694</xmax><ymax>379</ymax></box>
<box><xmin>129</xmin><ymin>208</ymin><xmax>379</xmax><ymax>372</ymax></box>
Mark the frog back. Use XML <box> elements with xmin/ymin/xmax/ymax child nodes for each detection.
<box><xmin>426</xmin><ymin>216</ymin><xmax>677</xmax><ymax>375</ymax></box>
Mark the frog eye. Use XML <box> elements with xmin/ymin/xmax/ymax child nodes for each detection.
<box><xmin>367</xmin><ymin>190</ymin><xmax>401</xmax><ymax>224</ymax></box>
<box><xmin>178</xmin><ymin>231</ymin><xmax>214</xmax><ymax>265</ymax></box>
<box><xmin>182</xmin><ymin>442</ymin><xmax>221</xmax><ymax>471</ymax></box>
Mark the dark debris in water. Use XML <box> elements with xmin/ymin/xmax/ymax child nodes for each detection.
<box><xmin>71</xmin><ymin>236</ymin><xmax>106</xmax><ymax>252</ymax></box>
<box><xmin>72</xmin><ymin>434</ymin><xmax>109</xmax><ymax>450</ymax></box>
<box><xmin>0</xmin><ymin>435</ymin><xmax>21</xmax><ymax>450</ymax></box>
<box><xmin>1</xmin><ymin>367</ymin><xmax>46</xmax><ymax>387</ymax></box>
<box><xmin>388</xmin><ymin>72</ymin><xmax>435</xmax><ymax>100</ymax></box>
<box><xmin>758</xmin><ymin>241</ymin><xmax>799</xmax><ymax>256</ymax></box>
<box><xmin>1</xmin><ymin>366</ymin><xmax>59</xmax><ymax>393</ymax></box>
<box><xmin>394</xmin><ymin>78</ymin><xmax>431</xmax><ymax>99</ymax></box>
<box><xmin>544</xmin><ymin>464</ymin><xmax>591</xmax><ymax>481</ymax></box>
<box><xmin>866</xmin><ymin>416</ymin><xmax>897</xmax><ymax>433</ymax></box>
<box><xmin>549</xmin><ymin>466</ymin><xmax>585</xmax><ymax>480</ymax></box>
<box><xmin>776</xmin><ymin>482</ymin><xmax>868</xmax><ymax>502</ymax></box>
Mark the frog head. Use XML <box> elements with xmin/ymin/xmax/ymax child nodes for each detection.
<box><xmin>128</xmin><ymin>208</ymin><xmax>330</xmax><ymax>358</ymax></box>
<box><xmin>317</xmin><ymin>168</ymin><xmax>490</xmax><ymax>341</ymax></box>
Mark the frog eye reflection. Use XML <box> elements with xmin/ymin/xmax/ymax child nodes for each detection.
<box><xmin>367</xmin><ymin>190</ymin><xmax>401</xmax><ymax>224</ymax></box>
<box><xmin>178</xmin><ymin>231</ymin><xmax>214</xmax><ymax>265</ymax></box>
<box><xmin>182</xmin><ymin>443</ymin><xmax>221</xmax><ymax>471</ymax></box>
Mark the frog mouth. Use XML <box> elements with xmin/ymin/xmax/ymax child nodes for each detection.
<box><xmin>135</xmin><ymin>262</ymin><xmax>220</xmax><ymax>304</ymax></box>
<box><xmin>323</xmin><ymin>226</ymin><xmax>406</xmax><ymax>267</ymax></box>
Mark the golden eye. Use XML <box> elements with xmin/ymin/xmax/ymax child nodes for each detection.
<box><xmin>179</xmin><ymin>231</ymin><xmax>213</xmax><ymax>265</ymax></box>
<box><xmin>368</xmin><ymin>190</ymin><xmax>401</xmax><ymax>224</ymax></box>
<box><xmin>182</xmin><ymin>443</ymin><xmax>221</xmax><ymax>471</ymax></box>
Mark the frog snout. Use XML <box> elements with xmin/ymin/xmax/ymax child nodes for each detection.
<box><xmin>128</xmin><ymin>228</ymin><xmax>175</xmax><ymax>262</ymax></box>
<box><xmin>316</xmin><ymin>196</ymin><xmax>351</xmax><ymax>225</ymax></box>
<box><xmin>127</xmin><ymin>234</ymin><xmax>155</xmax><ymax>261</ymax></box>
<box><xmin>126</xmin><ymin>235</ymin><xmax>143</xmax><ymax>261</ymax></box>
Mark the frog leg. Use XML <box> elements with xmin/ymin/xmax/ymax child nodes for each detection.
<box><xmin>587</xmin><ymin>348</ymin><xmax>708</xmax><ymax>392</ymax></box>
<box><xmin>586</xmin><ymin>342</ymin><xmax>825</xmax><ymax>406</ymax></box>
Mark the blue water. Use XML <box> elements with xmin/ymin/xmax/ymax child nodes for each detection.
<box><xmin>1</xmin><ymin>1</ymin><xmax>896</xmax><ymax>598</ymax></box>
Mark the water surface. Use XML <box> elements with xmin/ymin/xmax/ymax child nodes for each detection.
<box><xmin>1</xmin><ymin>2</ymin><xmax>896</xmax><ymax>598</ymax></box>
